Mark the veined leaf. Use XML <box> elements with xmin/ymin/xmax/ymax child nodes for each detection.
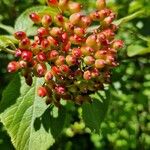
<box><xmin>0</xmin><ymin>75</ymin><xmax>67</xmax><ymax>150</ymax></box>
<box><xmin>82</xmin><ymin>91</ymin><xmax>110</xmax><ymax>133</ymax></box>
<box><xmin>15</xmin><ymin>6</ymin><xmax>60</xmax><ymax>33</ymax></box>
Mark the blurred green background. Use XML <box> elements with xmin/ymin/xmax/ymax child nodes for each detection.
<box><xmin>0</xmin><ymin>0</ymin><xmax>150</xmax><ymax>150</ymax></box>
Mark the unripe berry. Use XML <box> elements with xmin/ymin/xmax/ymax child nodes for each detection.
<box><xmin>37</xmin><ymin>51</ymin><xmax>47</xmax><ymax>62</ymax></box>
<box><xmin>50</xmin><ymin>27</ymin><xmax>62</xmax><ymax>37</ymax></box>
<box><xmin>112</xmin><ymin>40</ymin><xmax>124</xmax><ymax>49</ymax></box>
<box><xmin>96</xmin><ymin>0</ymin><xmax>106</xmax><ymax>10</ymax></box>
<box><xmin>14</xmin><ymin>31</ymin><xmax>26</xmax><ymax>40</ymax></box>
<box><xmin>95</xmin><ymin>59</ymin><xmax>105</xmax><ymax>69</ymax></box>
<box><xmin>55</xmin><ymin>86</ymin><xmax>66</xmax><ymax>95</ymax></box>
<box><xmin>37</xmin><ymin>27</ymin><xmax>49</xmax><ymax>37</ymax></box>
<box><xmin>69</xmin><ymin>13</ymin><xmax>82</xmax><ymax>25</ymax></box>
<box><xmin>47</xmin><ymin>50</ymin><xmax>59</xmax><ymax>61</ymax></box>
<box><xmin>58</xmin><ymin>0</ymin><xmax>69</xmax><ymax>11</ymax></box>
<box><xmin>72</xmin><ymin>48</ymin><xmax>82</xmax><ymax>58</ymax></box>
<box><xmin>84</xmin><ymin>56</ymin><xmax>95</xmax><ymax>66</ymax></box>
<box><xmin>21</xmin><ymin>50</ymin><xmax>33</xmax><ymax>62</ymax></box>
<box><xmin>81</xmin><ymin>46</ymin><xmax>94</xmax><ymax>56</ymax></box>
<box><xmin>7</xmin><ymin>61</ymin><xmax>19</xmax><ymax>73</ymax></box>
<box><xmin>19</xmin><ymin>37</ymin><xmax>31</xmax><ymax>49</ymax></box>
<box><xmin>36</xmin><ymin>63</ymin><xmax>47</xmax><ymax>77</ymax></box>
<box><xmin>29</xmin><ymin>13</ymin><xmax>41</xmax><ymax>24</ymax></box>
<box><xmin>15</xmin><ymin>48</ymin><xmax>22</xmax><ymax>57</ymax></box>
<box><xmin>42</xmin><ymin>14</ymin><xmax>52</xmax><ymax>27</ymax></box>
<box><xmin>47</xmin><ymin>0</ymin><xmax>58</xmax><ymax>6</ymax></box>
<box><xmin>68</xmin><ymin>2</ymin><xmax>82</xmax><ymax>13</ymax></box>
<box><xmin>74</xmin><ymin>27</ymin><xmax>85</xmax><ymax>37</ymax></box>
<box><xmin>37</xmin><ymin>86</ymin><xmax>47</xmax><ymax>97</ymax></box>
<box><xmin>45</xmin><ymin>71</ymin><xmax>53</xmax><ymax>82</ymax></box>
<box><xmin>83</xmin><ymin>70</ymin><xmax>91</xmax><ymax>80</ymax></box>
<box><xmin>66</xmin><ymin>55</ymin><xmax>76</xmax><ymax>66</ymax></box>
<box><xmin>19</xmin><ymin>60</ymin><xmax>27</xmax><ymax>68</ymax></box>
<box><xmin>55</xmin><ymin>55</ymin><xmax>65</xmax><ymax>66</ymax></box>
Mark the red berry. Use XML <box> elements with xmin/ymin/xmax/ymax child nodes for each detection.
<box><xmin>54</xmin><ymin>14</ymin><xmax>64</xmax><ymax>26</ymax></box>
<box><xmin>91</xmin><ymin>68</ymin><xmax>99</xmax><ymax>78</ymax></box>
<box><xmin>37</xmin><ymin>51</ymin><xmax>47</xmax><ymax>62</ymax></box>
<box><xmin>37</xmin><ymin>27</ymin><xmax>49</xmax><ymax>37</ymax></box>
<box><xmin>21</xmin><ymin>50</ymin><xmax>33</xmax><ymax>62</ymax></box>
<box><xmin>7</xmin><ymin>61</ymin><xmax>19</xmax><ymax>73</ymax></box>
<box><xmin>72</xmin><ymin>48</ymin><xmax>82</xmax><ymax>58</ymax></box>
<box><xmin>42</xmin><ymin>14</ymin><xmax>52</xmax><ymax>27</ymax></box>
<box><xmin>47</xmin><ymin>0</ymin><xmax>58</xmax><ymax>6</ymax></box>
<box><xmin>59</xmin><ymin>64</ymin><xmax>70</xmax><ymax>74</ymax></box>
<box><xmin>37</xmin><ymin>86</ymin><xmax>47</xmax><ymax>97</ymax></box>
<box><xmin>47</xmin><ymin>36</ymin><xmax>58</xmax><ymax>47</ymax></box>
<box><xmin>41</xmin><ymin>38</ymin><xmax>50</xmax><ymax>50</ymax></box>
<box><xmin>19</xmin><ymin>37</ymin><xmax>31</xmax><ymax>49</ymax></box>
<box><xmin>15</xmin><ymin>48</ymin><xmax>22</xmax><ymax>57</ymax></box>
<box><xmin>14</xmin><ymin>31</ymin><xmax>26</xmax><ymax>40</ymax></box>
<box><xmin>29</xmin><ymin>13</ymin><xmax>41</xmax><ymax>24</ymax></box>
<box><xmin>51</xmin><ymin>66</ymin><xmax>61</xmax><ymax>76</ymax></box>
<box><xmin>62</xmin><ymin>41</ymin><xmax>71</xmax><ymax>52</ymax></box>
<box><xmin>61</xmin><ymin>32</ymin><xmax>68</xmax><ymax>43</ymax></box>
<box><xmin>55</xmin><ymin>86</ymin><xmax>65</xmax><ymax>95</ymax></box>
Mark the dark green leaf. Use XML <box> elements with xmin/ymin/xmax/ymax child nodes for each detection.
<box><xmin>82</xmin><ymin>91</ymin><xmax>110</xmax><ymax>133</ymax></box>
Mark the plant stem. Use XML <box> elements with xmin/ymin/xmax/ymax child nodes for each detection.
<box><xmin>1</xmin><ymin>48</ymin><xmax>15</xmax><ymax>54</ymax></box>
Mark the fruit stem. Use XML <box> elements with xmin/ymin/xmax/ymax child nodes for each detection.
<box><xmin>1</xmin><ymin>47</ymin><xmax>15</xmax><ymax>54</ymax></box>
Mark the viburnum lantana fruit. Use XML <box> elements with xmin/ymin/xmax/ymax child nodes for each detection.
<box><xmin>8</xmin><ymin>0</ymin><xmax>124</xmax><ymax>106</ymax></box>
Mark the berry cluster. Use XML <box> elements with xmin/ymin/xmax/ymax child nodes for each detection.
<box><xmin>7</xmin><ymin>0</ymin><xmax>123</xmax><ymax>106</ymax></box>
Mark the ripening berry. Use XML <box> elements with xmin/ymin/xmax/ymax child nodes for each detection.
<box><xmin>55</xmin><ymin>55</ymin><xmax>65</xmax><ymax>66</ymax></box>
<box><xmin>37</xmin><ymin>27</ymin><xmax>49</xmax><ymax>37</ymax></box>
<box><xmin>41</xmin><ymin>39</ymin><xmax>50</xmax><ymax>50</ymax></box>
<box><xmin>50</xmin><ymin>27</ymin><xmax>62</xmax><ymax>37</ymax></box>
<box><xmin>64</xmin><ymin>22</ymin><xmax>74</xmax><ymax>33</ymax></box>
<box><xmin>81</xmin><ymin>46</ymin><xmax>94</xmax><ymax>56</ymax></box>
<box><xmin>89</xmin><ymin>11</ymin><xmax>100</xmax><ymax>21</ymax></box>
<box><xmin>72</xmin><ymin>48</ymin><xmax>82</xmax><ymax>58</ymax></box>
<box><xmin>95</xmin><ymin>59</ymin><xmax>105</xmax><ymax>69</ymax></box>
<box><xmin>86</xmin><ymin>34</ymin><xmax>97</xmax><ymax>47</ymax></box>
<box><xmin>19</xmin><ymin>60</ymin><xmax>27</xmax><ymax>68</ymax></box>
<box><xmin>47</xmin><ymin>36</ymin><xmax>58</xmax><ymax>47</ymax></box>
<box><xmin>96</xmin><ymin>0</ymin><xmax>106</xmax><ymax>10</ymax></box>
<box><xmin>7</xmin><ymin>61</ymin><xmax>19</xmax><ymax>73</ymax></box>
<box><xmin>19</xmin><ymin>37</ymin><xmax>31</xmax><ymax>49</ymax></box>
<box><xmin>68</xmin><ymin>1</ymin><xmax>82</xmax><ymax>13</ymax></box>
<box><xmin>84</xmin><ymin>56</ymin><xmax>95</xmax><ymax>65</ymax></box>
<box><xmin>54</xmin><ymin>14</ymin><xmax>64</xmax><ymax>26</ymax></box>
<box><xmin>59</xmin><ymin>64</ymin><xmax>70</xmax><ymax>74</ymax></box>
<box><xmin>62</xmin><ymin>41</ymin><xmax>71</xmax><ymax>52</ymax></box>
<box><xmin>66</xmin><ymin>55</ymin><xmax>77</xmax><ymax>66</ymax></box>
<box><xmin>37</xmin><ymin>51</ymin><xmax>47</xmax><ymax>62</ymax></box>
<box><xmin>47</xmin><ymin>0</ymin><xmax>58</xmax><ymax>6</ymax></box>
<box><xmin>74</xmin><ymin>27</ymin><xmax>85</xmax><ymax>37</ymax></box>
<box><xmin>83</xmin><ymin>70</ymin><xmax>91</xmax><ymax>80</ymax></box>
<box><xmin>69</xmin><ymin>13</ymin><xmax>82</xmax><ymax>25</ymax></box>
<box><xmin>14</xmin><ymin>31</ymin><xmax>26</xmax><ymax>40</ymax></box>
<box><xmin>36</xmin><ymin>63</ymin><xmax>47</xmax><ymax>77</ymax></box>
<box><xmin>37</xmin><ymin>86</ymin><xmax>47</xmax><ymax>97</ymax></box>
<box><xmin>106</xmin><ymin>55</ymin><xmax>115</xmax><ymax>65</ymax></box>
<box><xmin>102</xmin><ymin>16</ymin><xmax>114</xmax><ymax>27</ymax></box>
<box><xmin>94</xmin><ymin>50</ymin><xmax>106</xmax><ymax>59</ymax></box>
<box><xmin>91</xmin><ymin>68</ymin><xmax>99</xmax><ymax>78</ymax></box>
<box><xmin>29</xmin><ymin>13</ymin><xmax>41</xmax><ymax>24</ymax></box>
<box><xmin>80</xmin><ymin>16</ymin><xmax>92</xmax><ymax>28</ymax></box>
<box><xmin>58</xmin><ymin>0</ymin><xmax>69</xmax><ymax>11</ymax></box>
<box><xmin>21</xmin><ymin>50</ymin><xmax>33</xmax><ymax>62</ymax></box>
<box><xmin>42</xmin><ymin>14</ymin><xmax>52</xmax><ymax>27</ymax></box>
<box><xmin>51</xmin><ymin>66</ymin><xmax>61</xmax><ymax>76</ymax></box>
<box><xmin>55</xmin><ymin>86</ymin><xmax>66</xmax><ymax>95</ymax></box>
<box><xmin>47</xmin><ymin>50</ymin><xmax>59</xmax><ymax>61</ymax></box>
<box><xmin>15</xmin><ymin>48</ymin><xmax>22</xmax><ymax>57</ymax></box>
<box><xmin>31</xmin><ymin>42</ymin><xmax>40</xmax><ymax>55</ymax></box>
<box><xmin>70</xmin><ymin>34</ymin><xmax>84</xmax><ymax>45</ymax></box>
<box><xmin>61</xmin><ymin>32</ymin><xmax>68</xmax><ymax>43</ymax></box>
<box><xmin>45</xmin><ymin>71</ymin><xmax>53</xmax><ymax>82</ymax></box>
<box><xmin>112</xmin><ymin>40</ymin><xmax>124</xmax><ymax>49</ymax></box>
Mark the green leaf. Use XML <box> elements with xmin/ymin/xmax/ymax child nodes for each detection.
<box><xmin>0</xmin><ymin>35</ymin><xmax>17</xmax><ymax>51</ymax></box>
<box><xmin>0</xmin><ymin>74</ymin><xmax>67</xmax><ymax>150</ymax></box>
<box><xmin>0</xmin><ymin>24</ymin><xmax>15</xmax><ymax>34</ymax></box>
<box><xmin>14</xmin><ymin>6</ymin><xmax>60</xmax><ymax>33</ymax></box>
<box><xmin>127</xmin><ymin>45</ymin><xmax>150</xmax><ymax>57</ymax></box>
<box><xmin>82</xmin><ymin>91</ymin><xmax>110</xmax><ymax>133</ymax></box>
